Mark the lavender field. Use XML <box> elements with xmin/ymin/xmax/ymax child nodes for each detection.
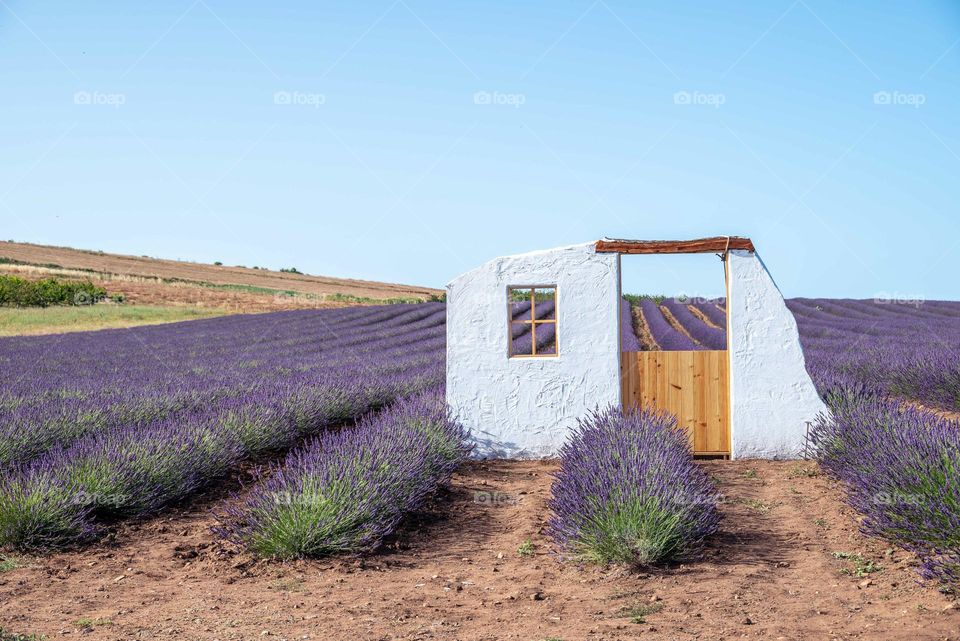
<box><xmin>1</xmin><ymin>297</ymin><xmax>958</xmax><ymax>580</ymax></box>
<box><xmin>0</xmin><ymin>304</ymin><xmax>445</xmax><ymax>549</ymax></box>
<box><xmin>628</xmin><ymin>296</ymin><xmax>960</xmax><ymax>412</ymax></box>
<box><xmin>627</xmin><ymin>295</ymin><xmax>960</xmax><ymax>582</ymax></box>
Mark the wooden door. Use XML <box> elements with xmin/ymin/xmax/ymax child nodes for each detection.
<box><xmin>620</xmin><ymin>350</ymin><xmax>730</xmax><ymax>455</ymax></box>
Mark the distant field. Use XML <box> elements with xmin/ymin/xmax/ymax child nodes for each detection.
<box><xmin>0</xmin><ymin>241</ymin><xmax>442</xmax><ymax>334</ymax></box>
<box><xmin>0</xmin><ymin>305</ymin><xmax>228</xmax><ymax>336</ymax></box>
<box><xmin>0</xmin><ymin>240</ymin><xmax>442</xmax><ymax>310</ymax></box>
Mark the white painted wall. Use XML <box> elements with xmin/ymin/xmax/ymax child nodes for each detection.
<box><xmin>727</xmin><ymin>249</ymin><xmax>828</xmax><ymax>459</ymax></box>
<box><xmin>446</xmin><ymin>242</ymin><xmax>621</xmax><ymax>458</ymax></box>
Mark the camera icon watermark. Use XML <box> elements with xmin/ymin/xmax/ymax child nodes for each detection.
<box><xmin>873</xmin><ymin>90</ymin><xmax>925</xmax><ymax>108</ymax></box>
<box><xmin>872</xmin><ymin>491</ymin><xmax>921</xmax><ymax>506</ymax></box>
<box><xmin>473</xmin><ymin>491</ymin><xmax>517</xmax><ymax>506</ymax></box>
<box><xmin>73</xmin><ymin>90</ymin><xmax>126</xmax><ymax>108</ymax></box>
<box><xmin>671</xmin><ymin>292</ymin><xmax>718</xmax><ymax>305</ymax></box>
<box><xmin>273</xmin><ymin>90</ymin><xmax>326</xmax><ymax>108</ymax></box>
<box><xmin>673</xmin><ymin>90</ymin><xmax>725</xmax><ymax>108</ymax></box>
<box><xmin>473</xmin><ymin>90</ymin><xmax>526</xmax><ymax>108</ymax></box>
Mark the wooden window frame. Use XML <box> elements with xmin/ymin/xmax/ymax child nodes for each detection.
<box><xmin>507</xmin><ymin>285</ymin><xmax>558</xmax><ymax>358</ymax></box>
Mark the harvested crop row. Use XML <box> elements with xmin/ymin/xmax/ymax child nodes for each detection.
<box><xmin>218</xmin><ymin>388</ymin><xmax>470</xmax><ymax>558</ymax></box>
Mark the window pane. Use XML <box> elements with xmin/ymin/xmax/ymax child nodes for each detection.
<box><xmin>533</xmin><ymin>321</ymin><xmax>557</xmax><ymax>354</ymax></box>
<box><xmin>534</xmin><ymin>287</ymin><xmax>556</xmax><ymax>320</ymax></box>
<box><xmin>509</xmin><ymin>288</ymin><xmax>533</xmax><ymax>321</ymax></box>
<box><xmin>510</xmin><ymin>322</ymin><xmax>534</xmax><ymax>355</ymax></box>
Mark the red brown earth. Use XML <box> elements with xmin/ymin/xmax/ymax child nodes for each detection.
<box><xmin>2</xmin><ymin>460</ymin><xmax>957</xmax><ymax>641</ymax></box>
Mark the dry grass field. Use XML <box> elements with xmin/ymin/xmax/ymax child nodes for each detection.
<box><xmin>0</xmin><ymin>305</ymin><xmax>230</xmax><ymax>336</ymax></box>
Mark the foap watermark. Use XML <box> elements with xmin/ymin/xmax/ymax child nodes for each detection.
<box><xmin>473</xmin><ymin>90</ymin><xmax>525</xmax><ymax>108</ymax></box>
<box><xmin>673</xmin><ymin>90</ymin><xmax>725</xmax><ymax>108</ymax></box>
<box><xmin>665</xmin><ymin>490</ymin><xmax>727</xmax><ymax>508</ymax></box>
<box><xmin>273</xmin><ymin>90</ymin><xmax>326</xmax><ymax>108</ymax></box>
<box><xmin>73</xmin><ymin>290</ymin><xmax>107</xmax><ymax>305</ymax></box>
<box><xmin>473</xmin><ymin>491</ymin><xmax>518</xmax><ymax>506</ymax></box>
<box><xmin>670</xmin><ymin>292</ymin><xmax>721</xmax><ymax>305</ymax></box>
<box><xmin>873</xmin><ymin>292</ymin><xmax>925</xmax><ymax>308</ymax></box>
<box><xmin>872</xmin><ymin>491</ymin><xmax>921</xmax><ymax>506</ymax></box>
<box><xmin>873</xmin><ymin>90</ymin><xmax>925</xmax><ymax>108</ymax></box>
<box><xmin>73</xmin><ymin>90</ymin><xmax>126</xmax><ymax>108</ymax></box>
<box><xmin>70</xmin><ymin>490</ymin><xmax>128</xmax><ymax>508</ymax></box>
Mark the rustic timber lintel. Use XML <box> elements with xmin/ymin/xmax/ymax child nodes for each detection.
<box><xmin>595</xmin><ymin>237</ymin><xmax>755</xmax><ymax>255</ymax></box>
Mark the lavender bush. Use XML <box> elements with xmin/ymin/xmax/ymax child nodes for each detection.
<box><xmin>548</xmin><ymin>406</ymin><xmax>720</xmax><ymax>565</ymax></box>
<box><xmin>810</xmin><ymin>390</ymin><xmax>960</xmax><ymax>583</ymax></box>
<box><xmin>0</xmin><ymin>468</ymin><xmax>95</xmax><ymax>550</ymax></box>
<box><xmin>219</xmin><ymin>389</ymin><xmax>470</xmax><ymax>558</ymax></box>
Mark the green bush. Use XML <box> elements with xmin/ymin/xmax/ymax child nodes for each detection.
<box><xmin>0</xmin><ymin>275</ymin><xmax>107</xmax><ymax>307</ymax></box>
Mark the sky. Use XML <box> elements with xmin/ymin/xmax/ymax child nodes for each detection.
<box><xmin>1</xmin><ymin>1</ymin><xmax>958</xmax><ymax>299</ymax></box>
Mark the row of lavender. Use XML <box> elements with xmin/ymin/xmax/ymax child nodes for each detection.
<box><xmin>0</xmin><ymin>304</ymin><xmax>447</xmax><ymax>549</ymax></box>
<box><xmin>809</xmin><ymin>391</ymin><xmax>960</xmax><ymax>583</ymax></box>
<box><xmin>792</xmin><ymin>299</ymin><xmax>960</xmax><ymax>584</ymax></box>
<box><xmin>624</xmin><ymin>296</ymin><xmax>727</xmax><ymax>351</ymax></box>
<box><xmin>631</xmin><ymin>295</ymin><xmax>960</xmax><ymax>583</ymax></box>
<box><xmin>219</xmin><ymin>388</ymin><xmax>470</xmax><ymax>558</ymax></box>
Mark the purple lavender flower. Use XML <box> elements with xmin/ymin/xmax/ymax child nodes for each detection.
<box><xmin>662</xmin><ymin>299</ymin><xmax>726</xmax><ymax>350</ymax></box>
<box><xmin>810</xmin><ymin>390</ymin><xmax>960</xmax><ymax>583</ymax></box>
<box><xmin>218</xmin><ymin>388</ymin><xmax>470</xmax><ymax>558</ymax></box>
<box><xmin>638</xmin><ymin>298</ymin><xmax>701</xmax><ymax>351</ymax></box>
<box><xmin>548</xmin><ymin>406</ymin><xmax>720</xmax><ymax>565</ymax></box>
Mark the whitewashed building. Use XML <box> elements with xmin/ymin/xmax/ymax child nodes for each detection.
<box><xmin>445</xmin><ymin>237</ymin><xmax>826</xmax><ymax>460</ymax></box>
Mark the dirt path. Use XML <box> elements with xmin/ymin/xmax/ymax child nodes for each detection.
<box><xmin>1</xmin><ymin>461</ymin><xmax>956</xmax><ymax>640</ymax></box>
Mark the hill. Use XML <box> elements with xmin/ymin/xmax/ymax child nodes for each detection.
<box><xmin>0</xmin><ymin>240</ymin><xmax>442</xmax><ymax>335</ymax></box>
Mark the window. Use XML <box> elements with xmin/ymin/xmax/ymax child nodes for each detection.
<box><xmin>508</xmin><ymin>286</ymin><xmax>558</xmax><ymax>357</ymax></box>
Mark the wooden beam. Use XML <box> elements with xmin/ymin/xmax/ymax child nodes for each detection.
<box><xmin>595</xmin><ymin>237</ymin><xmax>755</xmax><ymax>255</ymax></box>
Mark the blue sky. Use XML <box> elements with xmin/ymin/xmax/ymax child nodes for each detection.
<box><xmin>1</xmin><ymin>1</ymin><xmax>958</xmax><ymax>298</ymax></box>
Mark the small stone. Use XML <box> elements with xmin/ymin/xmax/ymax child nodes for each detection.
<box><xmin>649</xmin><ymin>594</ymin><xmax>662</xmax><ymax>602</ymax></box>
<box><xmin>531</xmin><ymin>591</ymin><xmax>545</xmax><ymax>601</ymax></box>
<box><xmin>858</xmin><ymin>579</ymin><xmax>872</xmax><ymax>589</ymax></box>
<box><xmin>741</xmin><ymin>617</ymin><xmax>753</xmax><ymax>625</ymax></box>
<box><xmin>113</xmin><ymin>574</ymin><xmax>126</xmax><ymax>583</ymax></box>
<box><xmin>496</xmin><ymin>552</ymin><xmax>503</xmax><ymax>560</ymax></box>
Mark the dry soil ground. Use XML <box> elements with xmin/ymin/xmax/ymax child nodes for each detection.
<box><xmin>2</xmin><ymin>460</ymin><xmax>957</xmax><ymax>641</ymax></box>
